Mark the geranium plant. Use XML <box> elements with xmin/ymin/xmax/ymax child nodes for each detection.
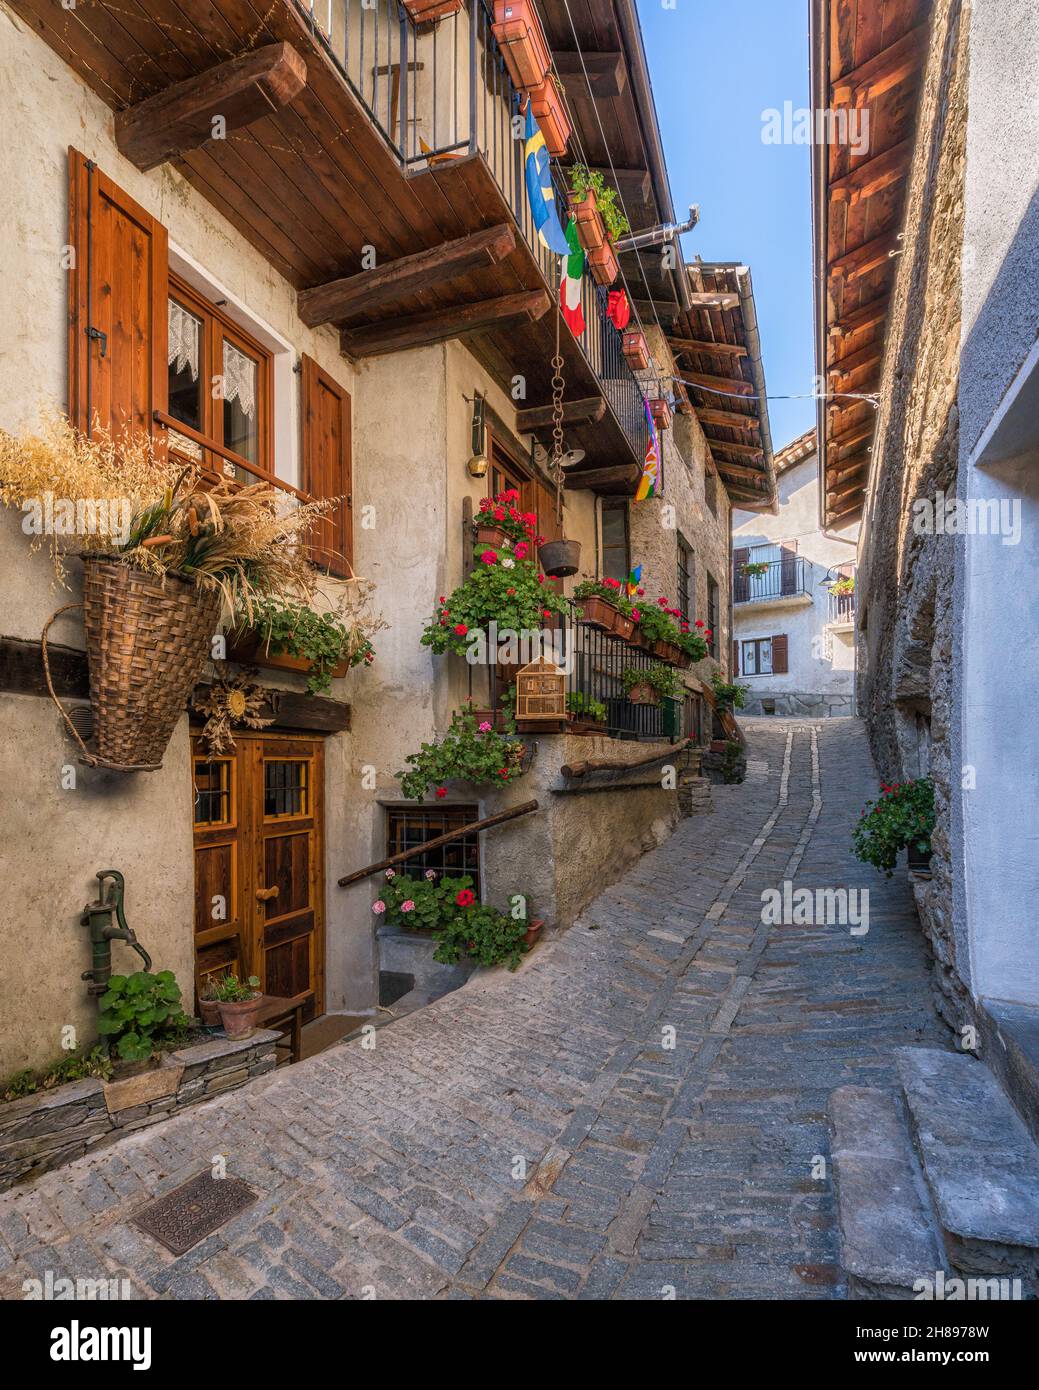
<box><xmin>433</xmin><ymin>898</ymin><xmax>532</xmax><ymax>972</ymax></box>
<box><xmin>398</xmin><ymin>706</ymin><xmax>526</xmax><ymax>800</ymax></box>
<box><xmin>853</xmin><ymin>778</ymin><xmax>935</xmax><ymax>877</ymax></box>
<box><xmin>373</xmin><ymin>870</ymin><xmax>472</xmax><ymax>931</ymax></box>
<box><xmin>741</xmin><ymin>560</ymin><xmax>771</xmax><ymax>577</ymax></box>
<box><xmin>421</xmin><ymin>558</ymin><xmax>567</xmax><ymax>657</ymax></box>
<box><xmin>371</xmin><ymin>870</ymin><xmax>533</xmax><ymax>971</ymax></box>
<box><xmin>566</xmin><ymin>691</ymin><xmax>608</xmax><ymax>723</ymax></box>
<box><xmin>476</xmin><ymin>488</ymin><xmax>542</xmax><ymax>548</ymax></box>
<box><xmin>240</xmin><ymin>596</ymin><xmax>380</xmax><ymax>694</ymax></box>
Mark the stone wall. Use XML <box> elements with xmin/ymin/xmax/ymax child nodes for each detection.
<box><xmin>0</xmin><ymin>1031</ymin><xmax>278</xmax><ymax>1190</ymax></box>
<box><xmin>856</xmin><ymin>0</ymin><xmax>970</xmax><ymax>1027</ymax></box>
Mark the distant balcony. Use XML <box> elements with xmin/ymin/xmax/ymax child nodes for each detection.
<box><xmin>827</xmin><ymin>586</ymin><xmax>856</xmax><ymax>630</ymax></box>
<box><xmin>733</xmin><ymin>557</ymin><xmax>813</xmax><ymax>609</ymax></box>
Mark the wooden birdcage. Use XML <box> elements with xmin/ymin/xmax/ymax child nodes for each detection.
<box><xmin>515</xmin><ymin>657</ymin><xmax>566</xmax><ymax>724</ymax></box>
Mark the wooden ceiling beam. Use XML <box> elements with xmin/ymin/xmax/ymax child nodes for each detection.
<box><xmin>668</xmin><ymin>337</ymin><xmax>748</xmax><ymax>359</ymax></box>
<box><xmin>831</xmin><ymin>24</ymin><xmax>928</xmax><ymax>106</ymax></box>
<box><xmin>340</xmin><ymin>291</ymin><xmax>549</xmax><ymax>358</ymax></box>
<box><xmin>115</xmin><ymin>43</ymin><xmax>306</xmax><ymax>171</ymax></box>
<box><xmin>827</xmin><ymin>500</ymin><xmax>864</xmax><ymax>527</ymax></box>
<box><xmin>564</xmin><ymin>464</ymin><xmax>639</xmax><ymax>491</ymax></box>
<box><xmin>829</xmin><ymin>342</ymin><xmax>883</xmax><ymax>382</ymax></box>
<box><xmin>516</xmin><ymin>396</ymin><xmax>606</xmax><ymax>432</ymax></box>
<box><xmin>554</xmin><ymin>52</ymin><xmax>626</xmax><ymax>98</ymax></box>
<box><xmin>697</xmin><ymin>407</ymin><xmax>760</xmax><ymax>431</ymax></box>
<box><xmin>827</xmin><ymin>474</ymin><xmax>868</xmax><ymax>508</ymax></box>
<box><xmin>710</xmin><ymin>440</ymin><xmax>763</xmax><ymax>459</ymax></box>
<box><xmin>686</xmin><ymin>292</ymin><xmax>740</xmax><ymax>311</ymax></box>
<box><xmin>298</xmin><ymin>224</ymin><xmax>516</xmax><ymax>327</ymax></box>
<box><xmin>829</xmin><ymin>421</ymin><xmax>874</xmax><ymax>456</ymax></box>
<box><xmin>713</xmin><ymin>460</ymin><xmax>767</xmax><ymax>482</ymax></box>
<box><xmin>830</xmin><ymin>138</ymin><xmax>913</xmax><ymax>207</ymax></box>
<box><xmin>828</xmin><ymin>233</ymin><xmax>898</xmax><ymax>284</ymax></box>
<box><xmin>591</xmin><ymin>168</ymin><xmax>652</xmax><ymax>203</ymax></box>
<box><xmin>828</xmin><ymin>453</ymin><xmax>870</xmax><ymax>485</ymax></box>
<box><xmin>684</xmin><ymin>370</ymin><xmax>753</xmax><ymax>397</ymax></box>
<box><xmin>830</xmin><ymin>294</ymin><xmax>891</xmax><ymax>339</ymax></box>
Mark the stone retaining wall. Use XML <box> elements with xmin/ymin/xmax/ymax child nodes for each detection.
<box><xmin>0</xmin><ymin>1031</ymin><xmax>279</xmax><ymax>1190</ymax></box>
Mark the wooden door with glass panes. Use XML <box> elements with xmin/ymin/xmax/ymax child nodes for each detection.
<box><xmin>191</xmin><ymin>733</ymin><xmax>325</xmax><ymax>1021</ymax></box>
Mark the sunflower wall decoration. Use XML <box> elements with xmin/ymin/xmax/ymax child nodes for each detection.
<box><xmin>194</xmin><ymin>671</ymin><xmax>274</xmax><ymax>755</ymax></box>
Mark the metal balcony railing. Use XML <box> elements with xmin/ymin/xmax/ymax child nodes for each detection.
<box><xmin>827</xmin><ymin>587</ymin><xmax>856</xmax><ymax>625</ymax></box>
<box><xmin>733</xmin><ymin>556</ymin><xmax>812</xmax><ymax>603</ymax></box>
<box><xmin>294</xmin><ymin>0</ymin><xmax>648</xmax><ymax>462</ymax></box>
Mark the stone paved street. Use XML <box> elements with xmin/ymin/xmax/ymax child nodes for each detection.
<box><xmin>0</xmin><ymin>720</ymin><xmax>950</xmax><ymax>1300</ymax></box>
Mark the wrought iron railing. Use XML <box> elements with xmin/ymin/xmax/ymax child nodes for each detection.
<box><xmin>467</xmin><ymin>602</ymin><xmax>688</xmax><ymax>743</ymax></box>
<box><xmin>733</xmin><ymin>556</ymin><xmax>812</xmax><ymax>603</ymax></box>
<box><xmin>827</xmin><ymin>587</ymin><xmax>856</xmax><ymax>625</ymax></box>
<box><xmin>294</xmin><ymin>0</ymin><xmax>647</xmax><ymax>461</ymax></box>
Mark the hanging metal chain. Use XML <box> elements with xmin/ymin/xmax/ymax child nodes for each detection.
<box><xmin>551</xmin><ymin>290</ymin><xmax>565</xmax><ymax>528</ymax></box>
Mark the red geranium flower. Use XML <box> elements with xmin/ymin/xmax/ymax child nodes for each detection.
<box><xmin>695</xmin><ymin>620</ymin><xmax>704</xmax><ymax>628</ymax></box>
<box><xmin>454</xmin><ymin>623</ymin><xmax>468</xmax><ymax>636</ymax></box>
<box><xmin>480</xmin><ymin>550</ymin><xmax>497</xmax><ymax>565</ymax></box>
<box><xmin>435</xmin><ymin>786</ymin><xmax>448</xmax><ymax>799</ymax></box>
<box><xmin>455</xmin><ymin>888</ymin><xmax>475</xmax><ymax>907</ymax></box>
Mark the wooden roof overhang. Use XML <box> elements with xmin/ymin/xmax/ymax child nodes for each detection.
<box><xmin>10</xmin><ymin>0</ymin><xmax>642</xmax><ymax>476</ymax></box>
<box><xmin>811</xmin><ymin>0</ymin><xmax>931</xmax><ymax>529</ymax></box>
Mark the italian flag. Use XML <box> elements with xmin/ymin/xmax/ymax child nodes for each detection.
<box><xmin>560</xmin><ymin>217</ymin><xmax>585</xmax><ymax>336</ymax></box>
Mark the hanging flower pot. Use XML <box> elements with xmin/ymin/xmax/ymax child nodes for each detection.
<box><xmin>475</xmin><ymin>521</ymin><xmax>511</xmax><ymax>549</ymax></box>
<box><xmin>538</xmin><ymin>538</ymin><xmax>582</xmax><ymax>577</ymax></box>
<box><xmin>622</xmin><ymin>330</ymin><xmax>650</xmax><ymax>371</ymax></box>
<box><xmin>587</xmin><ymin>240</ymin><xmax>620</xmax><ymax>287</ymax></box>
<box><xmin>627</xmin><ymin>680</ymin><xmax>658</xmax><ymax>707</ymax></box>
<box><xmin>573</xmin><ymin>189</ymin><xmax>606</xmax><ymax>253</ymax></box>
<box><xmin>613</xmin><ymin>610</ymin><xmax>636</xmax><ymax>642</ymax></box>
<box><xmin>650</xmin><ymin>397</ymin><xmax>673</xmax><ymax>430</ymax></box>
<box><xmin>77</xmin><ymin>556</ymin><xmax>223</xmax><ymax>771</ymax></box>
<box><xmin>527</xmin><ymin>76</ymin><xmax>571</xmax><ymax>157</ymax></box>
<box><xmin>576</xmin><ymin>595</ymin><xmax>617</xmax><ymax>631</ymax></box>
<box><xmin>492</xmin><ymin>0</ymin><xmax>551</xmax><ymax>90</ymax></box>
<box><xmin>405</xmin><ymin>0</ymin><xmax>463</xmax><ymax>20</ymax></box>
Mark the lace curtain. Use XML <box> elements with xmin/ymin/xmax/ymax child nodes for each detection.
<box><xmin>168</xmin><ymin>300</ymin><xmax>200</xmax><ymax>380</ymax></box>
<box><xmin>223</xmin><ymin>341</ymin><xmax>257</xmax><ymax>419</ymax></box>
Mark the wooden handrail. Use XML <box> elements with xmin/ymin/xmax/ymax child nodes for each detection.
<box><xmin>337</xmin><ymin>799</ymin><xmax>539</xmax><ymax>887</ymax></box>
<box><xmin>152</xmin><ymin>409</ymin><xmax>312</xmax><ymax>504</ymax></box>
<box><xmin>562</xmin><ymin>738</ymin><xmax>692</xmax><ymax>779</ymax></box>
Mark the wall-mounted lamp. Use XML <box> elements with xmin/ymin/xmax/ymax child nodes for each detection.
<box><xmin>467</xmin><ymin>395</ymin><xmax>489</xmax><ymax>477</ymax></box>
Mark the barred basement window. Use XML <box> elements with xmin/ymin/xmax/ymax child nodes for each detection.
<box><xmin>385</xmin><ymin>806</ymin><xmax>481</xmax><ymax>891</ymax></box>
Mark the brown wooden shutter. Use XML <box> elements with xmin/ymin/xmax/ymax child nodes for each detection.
<box><xmin>771</xmin><ymin>633</ymin><xmax>789</xmax><ymax>674</ymax></box>
<box><xmin>733</xmin><ymin>545</ymin><xmax>750</xmax><ymax>603</ymax></box>
<box><xmin>68</xmin><ymin>149</ymin><xmax>168</xmax><ymax>440</ymax></box>
<box><xmin>732</xmin><ymin>639</ymin><xmax>740</xmax><ymax>677</ymax></box>
<box><xmin>301</xmin><ymin>354</ymin><xmax>352</xmax><ymax>578</ymax></box>
<box><xmin>532</xmin><ymin>476</ymin><xmax>563</xmax><ymax>594</ymax></box>
<box><xmin>779</xmin><ymin>538</ymin><xmax>798</xmax><ymax>595</ymax></box>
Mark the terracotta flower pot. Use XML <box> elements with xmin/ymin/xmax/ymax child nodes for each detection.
<box><xmin>650</xmin><ymin>397</ymin><xmax>674</xmax><ymax>430</ymax></box>
<box><xmin>404</xmin><ymin>0</ymin><xmax>463</xmax><ymax>19</ymax></box>
<box><xmin>225</xmin><ymin>627</ymin><xmax>349</xmax><ymax>680</ymax></box>
<box><xmin>523</xmin><ymin>919</ymin><xmax>545</xmax><ymax>948</ymax></box>
<box><xmin>573</xmin><ymin>189</ymin><xmax>606</xmax><ymax>252</ymax></box>
<box><xmin>538</xmin><ymin>538</ymin><xmax>581</xmax><ymax>577</ymax></box>
<box><xmin>198</xmin><ymin>998</ymin><xmax>221</xmax><ymax>1027</ymax></box>
<box><xmin>587</xmin><ymin>240</ymin><xmax>619</xmax><ymax>287</ymax></box>
<box><xmin>622</xmin><ymin>329</ymin><xmax>650</xmax><ymax>371</ymax></box>
<box><xmin>613</xmin><ymin>611</ymin><xmax>636</xmax><ymax>641</ymax></box>
<box><xmin>217</xmin><ymin>995</ymin><xmax>263</xmax><ymax>1040</ymax></box>
<box><xmin>627</xmin><ymin>681</ymin><xmax>658</xmax><ymax>707</ymax></box>
<box><xmin>475</xmin><ymin>521</ymin><xmax>511</xmax><ymax>548</ymax></box>
<box><xmin>577</xmin><ymin>595</ymin><xmax>618</xmax><ymax>631</ymax></box>
<box><xmin>492</xmin><ymin>0</ymin><xmax>551</xmax><ymax>90</ymax></box>
<box><xmin>527</xmin><ymin>76</ymin><xmax>571</xmax><ymax>157</ymax></box>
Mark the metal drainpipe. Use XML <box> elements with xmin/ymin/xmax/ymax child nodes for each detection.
<box><xmin>809</xmin><ymin>0</ymin><xmax>831</xmax><ymax>533</ymax></box>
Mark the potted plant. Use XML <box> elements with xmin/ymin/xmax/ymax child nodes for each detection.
<box><xmin>741</xmin><ymin>560</ymin><xmax>771</xmax><ymax>578</ymax></box>
<box><xmin>198</xmin><ymin>981</ymin><xmax>221</xmax><ymax>1027</ymax></box>
<box><xmin>622</xmin><ymin>663</ymin><xmax>681</xmax><ymax>707</ymax></box>
<box><xmin>566</xmin><ymin>691</ymin><xmax>608</xmax><ymax>733</ymax></box>
<box><xmin>404</xmin><ymin>0</ymin><xmax>463</xmax><ymax>21</ymax></box>
<box><xmin>622</xmin><ymin>329</ymin><xmax>650</xmax><ymax>371</ymax></box>
<box><xmin>433</xmin><ymin>899</ymin><xmax>533</xmax><ymax>972</ymax></box>
<box><xmin>422</xmin><ymin>555</ymin><xmax>567</xmax><ymax>658</ymax></box>
<box><xmin>568</xmin><ymin>166</ymin><xmax>629</xmax><ymax>286</ymax></box>
<box><xmin>213</xmin><ymin>973</ymin><xmax>264</xmax><ymax>1039</ymax></box>
<box><xmin>227</xmin><ymin>596</ymin><xmax>380</xmax><ymax>694</ymax></box>
<box><xmin>852</xmin><ymin>778</ymin><xmax>936</xmax><ymax>879</ymax></box>
<box><xmin>831</xmin><ymin>575</ymin><xmax>856</xmax><ymax>596</ymax></box>
<box><xmin>373</xmin><ymin>870</ymin><xmax>476</xmax><ymax>932</ymax></box>
<box><xmin>573</xmin><ymin>576</ymin><xmax>630</xmax><ymax>633</ymax></box>
<box><xmin>397</xmin><ymin>706</ymin><xmax>526</xmax><ymax>800</ymax></box>
<box><xmin>527</xmin><ymin>76</ymin><xmax>571</xmax><ymax>157</ymax></box>
<box><xmin>0</xmin><ymin>414</ymin><xmax>333</xmax><ymax>772</ymax></box>
<box><xmin>474</xmin><ymin>488</ymin><xmax>541</xmax><ymax>551</ymax></box>
<box><xmin>491</xmin><ymin>0</ymin><xmax>551</xmax><ymax>90</ymax></box>
<box><xmin>711</xmin><ymin>672</ymin><xmax>749</xmax><ymax>712</ymax></box>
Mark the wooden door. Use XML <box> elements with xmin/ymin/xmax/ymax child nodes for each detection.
<box><xmin>191</xmin><ymin>733</ymin><xmax>325</xmax><ymax>1020</ymax></box>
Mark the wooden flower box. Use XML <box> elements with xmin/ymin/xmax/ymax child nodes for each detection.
<box><xmin>649</xmin><ymin>396</ymin><xmax>673</xmax><ymax>430</ymax></box>
<box><xmin>475</xmin><ymin>521</ymin><xmax>510</xmax><ymax>548</ymax></box>
<box><xmin>405</xmin><ymin>0</ymin><xmax>463</xmax><ymax>21</ymax></box>
<box><xmin>576</xmin><ymin>595</ymin><xmax>619</xmax><ymax>631</ymax></box>
<box><xmin>527</xmin><ymin>76</ymin><xmax>571</xmax><ymax>157</ymax></box>
<box><xmin>225</xmin><ymin>627</ymin><xmax>349</xmax><ymax>680</ymax></box>
<box><xmin>627</xmin><ymin>681</ymin><xmax>658</xmax><ymax>707</ymax></box>
<box><xmin>492</xmin><ymin>0</ymin><xmax>551</xmax><ymax>90</ymax></box>
<box><xmin>573</xmin><ymin>189</ymin><xmax>606</xmax><ymax>252</ymax></box>
<box><xmin>613</xmin><ymin>610</ymin><xmax>636</xmax><ymax>642</ymax></box>
<box><xmin>587</xmin><ymin>239</ymin><xmax>619</xmax><ymax>287</ymax></box>
<box><xmin>622</xmin><ymin>329</ymin><xmax>650</xmax><ymax>371</ymax></box>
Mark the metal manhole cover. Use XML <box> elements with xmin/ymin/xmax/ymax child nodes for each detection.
<box><xmin>133</xmin><ymin>1172</ymin><xmax>258</xmax><ymax>1255</ymax></box>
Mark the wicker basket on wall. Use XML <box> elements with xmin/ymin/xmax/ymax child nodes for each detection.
<box><xmin>78</xmin><ymin>555</ymin><xmax>222</xmax><ymax>770</ymax></box>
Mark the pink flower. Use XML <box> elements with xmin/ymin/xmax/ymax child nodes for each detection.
<box><xmin>631</xmin><ymin>608</ymin><xmax>641</xmax><ymax>621</ymax></box>
<box><xmin>514</xmin><ymin>542</ymin><xmax>529</xmax><ymax>560</ymax></box>
<box><xmin>401</xmin><ymin>900</ymin><xmax>415</xmax><ymax>913</ymax></box>
<box><xmin>480</xmin><ymin>550</ymin><xmax>497</xmax><ymax>565</ymax></box>
<box><xmin>479</xmin><ymin>721</ymin><xmax>492</xmax><ymax>733</ymax></box>
<box><xmin>372</xmin><ymin>901</ymin><xmax>386</xmax><ymax>914</ymax></box>
<box><xmin>425</xmin><ymin>869</ymin><xmax>437</xmax><ymax>880</ymax></box>
<box><xmin>385</xmin><ymin>868</ymin><xmax>395</xmax><ymax>879</ymax></box>
<box><xmin>435</xmin><ymin>786</ymin><xmax>448</xmax><ymax>799</ymax></box>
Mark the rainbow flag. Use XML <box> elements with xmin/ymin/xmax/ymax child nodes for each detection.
<box><xmin>635</xmin><ymin>399</ymin><xmax>659</xmax><ymax>501</ymax></box>
<box><xmin>626</xmin><ymin>565</ymin><xmax>642</xmax><ymax>597</ymax></box>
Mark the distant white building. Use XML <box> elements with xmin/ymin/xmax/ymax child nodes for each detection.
<box><xmin>731</xmin><ymin>429</ymin><xmax>859</xmax><ymax>717</ymax></box>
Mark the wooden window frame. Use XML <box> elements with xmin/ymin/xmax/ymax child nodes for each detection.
<box><xmin>167</xmin><ymin>272</ymin><xmax>274</xmax><ymax>483</ymax></box>
<box><xmin>741</xmin><ymin>637</ymin><xmax>774</xmax><ymax>676</ymax></box>
<box><xmin>706</xmin><ymin>572</ymin><xmax>720</xmax><ymax>658</ymax></box>
<box><xmin>600</xmin><ymin>499</ymin><xmax>630</xmax><ymax>584</ymax></box>
<box><xmin>677</xmin><ymin>532</ymin><xmax>693</xmax><ymax>623</ymax></box>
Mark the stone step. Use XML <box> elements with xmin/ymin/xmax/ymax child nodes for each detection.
<box><xmin>829</xmin><ymin>1084</ymin><xmax>947</xmax><ymax>1299</ymax></box>
<box><xmin>896</xmin><ymin>1047</ymin><xmax>1039</xmax><ymax>1285</ymax></box>
<box><xmin>979</xmin><ymin>999</ymin><xmax>1039</xmax><ymax>1146</ymax></box>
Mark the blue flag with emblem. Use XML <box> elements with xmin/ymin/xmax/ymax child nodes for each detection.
<box><xmin>524</xmin><ymin>103</ymin><xmax>571</xmax><ymax>257</ymax></box>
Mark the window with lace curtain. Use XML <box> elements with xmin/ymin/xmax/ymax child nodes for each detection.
<box><xmin>167</xmin><ymin>274</ymin><xmax>272</xmax><ymax>483</ymax></box>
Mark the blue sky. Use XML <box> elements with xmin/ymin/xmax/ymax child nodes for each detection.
<box><xmin>638</xmin><ymin>0</ymin><xmax>816</xmax><ymax>449</ymax></box>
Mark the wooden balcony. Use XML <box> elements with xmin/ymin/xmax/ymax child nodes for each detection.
<box><xmin>12</xmin><ymin>0</ymin><xmax>647</xmax><ymax>482</ymax></box>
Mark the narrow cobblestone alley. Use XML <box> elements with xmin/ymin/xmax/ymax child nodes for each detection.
<box><xmin>0</xmin><ymin>720</ymin><xmax>950</xmax><ymax>1300</ymax></box>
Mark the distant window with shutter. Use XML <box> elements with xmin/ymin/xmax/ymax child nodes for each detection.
<box><xmin>771</xmin><ymin>633</ymin><xmax>789</xmax><ymax>674</ymax></box>
<box><xmin>301</xmin><ymin>355</ymin><xmax>352</xmax><ymax>579</ymax></box>
<box><xmin>68</xmin><ymin>150</ymin><xmax>168</xmax><ymax>441</ymax></box>
<box><xmin>601</xmin><ymin>501</ymin><xmax>630</xmax><ymax>583</ymax></box>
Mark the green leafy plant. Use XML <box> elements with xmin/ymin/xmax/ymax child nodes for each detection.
<box><xmin>677</xmin><ymin>630</ymin><xmax>709</xmax><ymax>661</ymax></box>
<box><xmin>566</xmin><ymin>691</ymin><xmax>608</xmax><ymax>723</ymax></box>
<box><xmin>634</xmin><ymin>602</ymin><xmax>681</xmax><ymax>644</ymax></box>
<box><xmin>622</xmin><ymin>663</ymin><xmax>682</xmax><ymax>701</ymax></box>
<box><xmin>422</xmin><ymin>559</ymin><xmax>567</xmax><ymax>657</ymax></box>
<box><xmin>741</xmin><ymin>561</ymin><xmax>771</xmax><ymax>577</ymax></box>
<box><xmin>372</xmin><ymin>872</ymin><xmax>532</xmax><ymax>971</ymax></box>
<box><xmin>2</xmin><ymin>1046</ymin><xmax>114</xmax><ymax>1103</ymax></box>
<box><xmin>830</xmin><ymin>575</ymin><xmax>855</xmax><ymax>596</ymax></box>
<box><xmin>711</xmin><ymin>673</ymin><xmax>749</xmax><ymax>710</ymax></box>
<box><xmin>96</xmin><ymin>970</ymin><xmax>190</xmax><ymax>1063</ymax></box>
<box><xmin>568</xmin><ymin>164</ymin><xmax>631</xmax><ymax>244</ymax></box>
<box><xmin>573</xmin><ymin>576</ymin><xmax>628</xmax><ymax>608</ymax></box>
<box><xmin>374</xmin><ymin>870</ymin><xmax>476</xmax><ymax>932</ymax></box>
<box><xmin>398</xmin><ymin>706</ymin><xmax>526</xmax><ymax>800</ymax></box>
<box><xmin>853</xmin><ymin>778</ymin><xmax>935</xmax><ymax>877</ymax></box>
<box><xmin>241</xmin><ymin>597</ymin><xmax>376</xmax><ymax>695</ymax></box>
<box><xmin>433</xmin><ymin>901</ymin><xmax>531</xmax><ymax>972</ymax></box>
<box><xmin>213</xmin><ymin>973</ymin><xmax>261</xmax><ymax>1004</ymax></box>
